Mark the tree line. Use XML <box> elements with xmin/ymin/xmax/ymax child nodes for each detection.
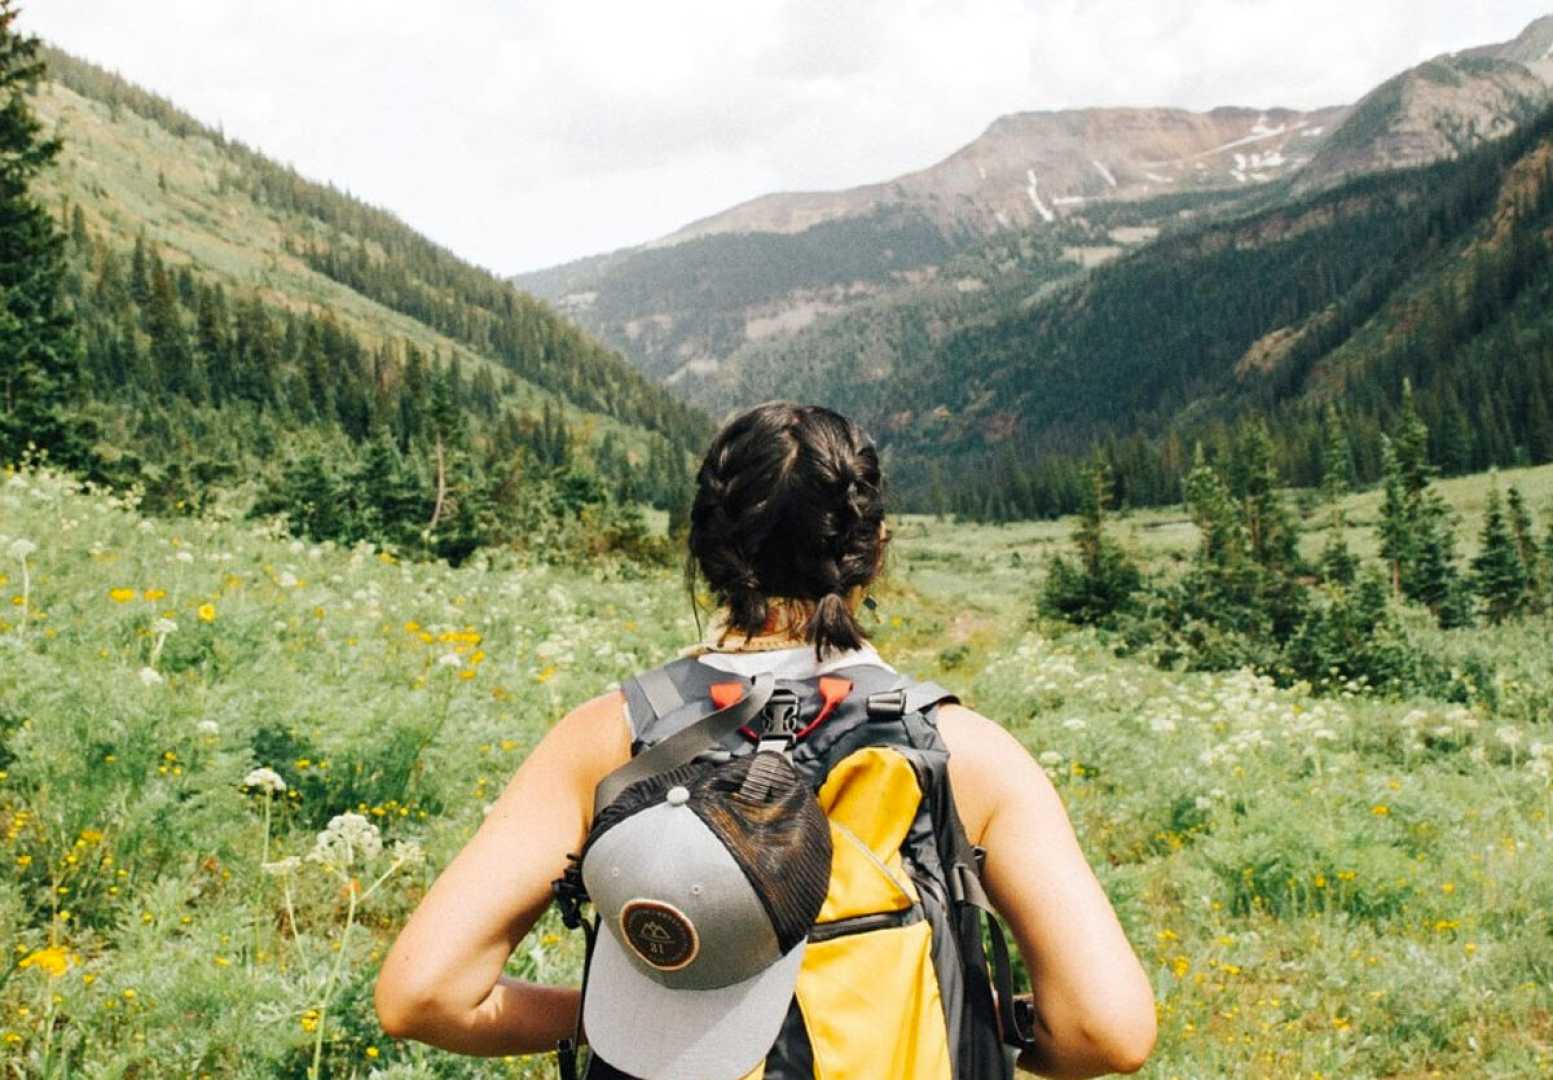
<box><xmin>1041</xmin><ymin>383</ymin><xmax>1553</xmax><ymax>700</ymax></box>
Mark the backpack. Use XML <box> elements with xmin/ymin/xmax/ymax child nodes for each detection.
<box><xmin>553</xmin><ymin>654</ymin><xmax>1036</xmax><ymax>1080</ymax></box>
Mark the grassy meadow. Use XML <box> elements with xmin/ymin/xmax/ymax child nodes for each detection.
<box><xmin>2</xmin><ymin>461</ymin><xmax>1552</xmax><ymax>1077</ymax></box>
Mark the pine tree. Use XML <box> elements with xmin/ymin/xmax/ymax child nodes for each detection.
<box><xmin>1376</xmin><ymin>436</ymin><xmax>1412</xmax><ymax>595</ymax></box>
<box><xmin>1038</xmin><ymin>457</ymin><xmax>1141</xmax><ymax>626</ymax></box>
<box><xmin>1505</xmin><ymin>484</ymin><xmax>1543</xmax><ymax>606</ymax></box>
<box><xmin>1318</xmin><ymin>406</ymin><xmax>1358</xmax><ymax>586</ymax></box>
<box><xmin>0</xmin><ymin>4</ymin><xmax>91</xmax><ymax>468</ymax></box>
<box><xmin>1472</xmin><ymin>479</ymin><xmax>1528</xmax><ymax>624</ymax></box>
<box><xmin>1235</xmin><ymin>420</ymin><xmax>1298</xmax><ymax>573</ymax></box>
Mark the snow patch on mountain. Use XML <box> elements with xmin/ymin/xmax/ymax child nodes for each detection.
<box><xmin>1025</xmin><ymin>169</ymin><xmax>1055</xmax><ymax>222</ymax></box>
<box><xmin>1092</xmin><ymin>159</ymin><xmax>1118</xmax><ymax>187</ymax></box>
<box><xmin>1145</xmin><ymin>171</ymin><xmax>1173</xmax><ymax>183</ymax></box>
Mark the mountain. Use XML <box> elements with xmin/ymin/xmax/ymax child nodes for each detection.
<box><xmin>517</xmin><ymin>15</ymin><xmax>1553</xmax><ymax>425</ymax></box>
<box><xmin>876</xmin><ymin>99</ymin><xmax>1553</xmax><ymax>518</ymax></box>
<box><xmin>28</xmin><ymin>45</ymin><xmax>710</xmax><ymax>556</ymax></box>
<box><xmin>1298</xmin><ymin>17</ymin><xmax>1553</xmax><ymax>190</ymax></box>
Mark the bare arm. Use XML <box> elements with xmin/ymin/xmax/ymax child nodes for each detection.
<box><xmin>374</xmin><ymin>689</ymin><xmax>631</xmax><ymax>1055</ymax></box>
<box><xmin>937</xmin><ymin>704</ymin><xmax>1157</xmax><ymax>1077</ymax></box>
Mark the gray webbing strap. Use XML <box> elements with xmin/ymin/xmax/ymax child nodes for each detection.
<box><xmin>634</xmin><ymin>665</ymin><xmax>685</xmax><ymax>723</ymax></box>
<box><xmin>905</xmin><ymin>680</ymin><xmax>959</xmax><ymax>713</ymax></box>
<box><xmin>592</xmin><ymin>672</ymin><xmax>776</xmax><ymax>816</ymax></box>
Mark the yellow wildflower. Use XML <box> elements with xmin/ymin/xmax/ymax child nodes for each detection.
<box><xmin>18</xmin><ymin>946</ymin><xmax>72</xmax><ymax>977</ymax></box>
<box><xmin>197</xmin><ymin>603</ymin><xmax>216</xmax><ymax>623</ymax></box>
<box><xmin>144</xmin><ymin>588</ymin><xmax>167</xmax><ymax>601</ymax></box>
<box><xmin>109</xmin><ymin>588</ymin><xmax>137</xmax><ymax>603</ymax></box>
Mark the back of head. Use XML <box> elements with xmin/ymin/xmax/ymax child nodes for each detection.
<box><xmin>688</xmin><ymin>401</ymin><xmax>887</xmax><ymax>660</ymax></box>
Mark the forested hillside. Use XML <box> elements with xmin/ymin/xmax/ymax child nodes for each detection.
<box><xmin>22</xmin><ymin>46</ymin><xmax>710</xmax><ymax>562</ymax></box>
<box><xmin>878</xmin><ymin>101</ymin><xmax>1553</xmax><ymax>519</ymax></box>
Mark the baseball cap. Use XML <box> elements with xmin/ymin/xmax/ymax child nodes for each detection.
<box><xmin>579</xmin><ymin>749</ymin><xmax>833</xmax><ymax>1080</ymax></box>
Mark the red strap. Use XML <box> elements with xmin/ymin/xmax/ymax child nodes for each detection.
<box><xmin>716</xmin><ymin>676</ymin><xmax>853</xmax><ymax>741</ymax></box>
<box><xmin>709</xmin><ymin>682</ymin><xmax>744</xmax><ymax>709</ymax></box>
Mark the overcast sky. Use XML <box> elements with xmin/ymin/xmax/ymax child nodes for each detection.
<box><xmin>21</xmin><ymin>1</ymin><xmax>1553</xmax><ymax>275</ymax></box>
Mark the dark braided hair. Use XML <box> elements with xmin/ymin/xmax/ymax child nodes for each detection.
<box><xmin>687</xmin><ymin>401</ymin><xmax>888</xmax><ymax>660</ymax></box>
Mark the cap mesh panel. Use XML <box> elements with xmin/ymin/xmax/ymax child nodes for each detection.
<box><xmin>688</xmin><ymin>753</ymin><xmax>832</xmax><ymax>953</ymax></box>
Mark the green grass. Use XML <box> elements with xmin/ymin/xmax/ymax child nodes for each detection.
<box><xmin>1</xmin><ymin>464</ymin><xmax>1551</xmax><ymax>1076</ymax></box>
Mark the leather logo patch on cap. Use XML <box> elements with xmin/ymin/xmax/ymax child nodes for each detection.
<box><xmin>620</xmin><ymin>899</ymin><xmax>699</xmax><ymax>971</ymax></box>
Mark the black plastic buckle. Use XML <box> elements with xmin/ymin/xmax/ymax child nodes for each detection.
<box><xmin>760</xmin><ymin>688</ymin><xmax>802</xmax><ymax>737</ymax></box>
<box><xmin>866</xmin><ymin>688</ymin><xmax>907</xmax><ymax>720</ymax></box>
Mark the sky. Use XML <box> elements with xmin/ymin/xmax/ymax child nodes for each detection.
<box><xmin>21</xmin><ymin>1</ymin><xmax>1553</xmax><ymax>276</ymax></box>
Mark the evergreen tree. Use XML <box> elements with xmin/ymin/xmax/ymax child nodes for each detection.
<box><xmin>1505</xmin><ymin>484</ymin><xmax>1543</xmax><ymax>607</ymax></box>
<box><xmin>1038</xmin><ymin>457</ymin><xmax>1141</xmax><ymax>626</ymax></box>
<box><xmin>1375</xmin><ymin>436</ymin><xmax>1411</xmax><ymax>596</ymax></box>
<box><xmin>1318</xmin><ymin>406</ymin><xmax>1358</xmax><ymax>586</ymax></box>
<box><xmin>1472</xmin><ymin>479</ymin><xmax>1528</xmax><ymax>624</ymax></box>
<box><xmin>0</xmin><ymin>4</ymin><xmax>91</xmax><ymax>468</ymax></box>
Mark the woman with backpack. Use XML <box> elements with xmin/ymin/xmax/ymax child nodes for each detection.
<box><xmin>375</xmin><ymin>402</ymin><xmax>1156</xmax><ymax>1078</ymax></box>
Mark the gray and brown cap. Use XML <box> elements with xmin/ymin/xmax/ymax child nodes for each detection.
<box><xmin>579</xmin><ymin>751</ymin><xmax>832</xmax><ymax>1080</ymax></box>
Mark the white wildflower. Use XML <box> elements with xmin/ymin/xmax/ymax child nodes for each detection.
<box><xmin>1194</xmin><ymin>796</ymin><xmax>1214</xmax><ymax>812</ymax></box>
<box><xmin>244</xmin><ymin>766</ymin><xmax>288</xmax><ymax>794</ymax></box>
<box><xmin>151</xmin><ymin>617</ymin><xmax>178</xmax><ymax>635</ymax></box>
<box><xmin>197</xmin><ymin>719</ymin><xmax>220</xmax><ymax>736</ymax></box>
<box><xmin>289</xmin><ymin>540</ymin><xmax>305</xmax><ymax>554</ymax></box>
<box><xmin>7</xmin><ymin>538</ymin><xmax>36</xmax><ymax>561</ymax></box>
<box><xmin>1038</xmin><ymin>750</ymin><xmax>1064</xmax><ymax>767</ymax></box>
<box><xmin>1062</xmin><ymin>717</ymin><xmax>1087</xmax><ymax>731</ymax></box>
<box><xmin>175</xmin><ymin>550</ymin><xmax>194</xmax><ymax>564</ymax></box>
<box><xmin>390</xmin><ymin>839</ymin><xmax>425</xmax><ymax>867</ymax></box>
<box><xmin>137</xmin><ymin>666</ymin><xmax>164</xmax><ymax>687</ymax></box>
<box><xmin>278</xmin><ymin>571</ymin><xmax>299</xmax><ymax>588</ymax></box>
<box><xmin>1496</xmin><ymin>726</ymin><xmax>1522</xmax><ymax>749</ymax></box>
<box><xmin>436</xmin><ymin>652</ymin><xmax>462</xmax><ymax>669</ymax></box>
<box><xmin>262</xmin><ymin>855</ymin><xmax>302</xmax><ymax>876</ymax></box>
<box><xmin>1312</xmin><ymin>728</ymin><xmax>1337</xmax><ymax>742</ymax></box>
<box><xmin>308</xmin><ymin>811</ymin><xmax>383</xmax><ymax>869</ymax></box>
<box><xmin>1149</xmin><ymin>716</ymin><xmax>1177</xmax><ymax>734</ymax></box>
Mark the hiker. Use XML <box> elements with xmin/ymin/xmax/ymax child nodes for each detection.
<box><xmin>375</xmin><ymin>401</ymin><xmax>1156</xmax><ymax>1078</ymax></box>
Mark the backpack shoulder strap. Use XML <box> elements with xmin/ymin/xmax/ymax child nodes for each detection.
<box><xmin>594</xmin><ymin>671</ymin><xmax>776</xmax><ymax>816</ymax></box>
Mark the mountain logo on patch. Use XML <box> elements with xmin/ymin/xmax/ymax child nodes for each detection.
<box><xmin>620</xmin><ymin>899</ymin><xmax>699</xmax><ymax>971</ymax></box>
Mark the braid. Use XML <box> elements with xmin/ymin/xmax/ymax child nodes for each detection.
<box><xmin>687</xmin><ymin>402</ymin><xmax>888</xmax><ymax>657</ymax></box>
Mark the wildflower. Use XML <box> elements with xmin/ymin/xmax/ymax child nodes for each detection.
<box><xmin>144</xmin><ymin>588</ymin><xmax>166</xmax><ymax>601</ymax></box>
<box><xmin>308</xmin><ymin>812</ymin><xmax>383</xmax><ymax>869</ymax></box>
<box><xmin>1496</xmin><ymin>726</ymin><xmax>1522</xmax><ymax>749</ymax></box>
<box><xmin>197</xmin><ymin>603</ymin><xmax>216</xmax><ymax>623</ymax></box>
<box><xmin>1371</xmin><ymin>804</ymin><xmax>1390</xmax><ymax>816</ymax></box>
<box><xmin>244</xmin><ymin>767</ymin><xmax>288</xmax><ymax>794</ymax></box>
<box><xmin>1038</xmin><ymin>750</ymin><xmax>1064</xmax><ymax>766</ymax></box>
<box><xmin>436</xmin><ymin>652</ymin><xmax>462</xmax><ymax>669</ymax></box>
<box><xmin>138</xmin><ymin>667</ymin><xmax>164</xmax><ymax>687</ymax></box>
<box><xmin>18</xmin><ymin>945</ymin><xmax>72</xmax><ymax>976</ymax></box>
<box><xmin>6</xmin><ymin>538</ymin><xmax>35</xmax><ymax>561</ymax></box>
<box><xmin>151</xmin><ymin>617</ymin><xmax>177</xmax><ymax>635</ymax></box>
<box><xmin>262</xmin><ymin>856</ymin><xmax>302</xmax><ymax>876</ymax></box>
<box><xmin>197</xmin><ymin>719</ymin><xmax>220</xmax><ymax>735</ymax></box>
<box><xmin>175</xmin><ymin>551</ymin><xmax>194</xmax><ymax>564</ymax></box>
<box><xmin>109</xmin><ymin>588</ymin><xmax>137</xmax><ymax>603</ymax></box>
<box><xmin>278</xmin><ymin>571</ymin><xmax>299</xmax><ymax>588</ymax></box>
<box><xmin>390</xmin><ymin>839</ymin><xmax>425</xmax><ymax>867</ymax></box>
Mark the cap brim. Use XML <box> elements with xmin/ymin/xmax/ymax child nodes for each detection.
<box><xmin>583</xmin><ymin>925</ymin><xmax>806</xmax><ymax>1080</ymax></box>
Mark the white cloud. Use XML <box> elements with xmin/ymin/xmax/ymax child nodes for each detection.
<box><xmin>19</xmin><ymin>1</ymin><xmax>1553</xmax><ymax>273</ymax></box>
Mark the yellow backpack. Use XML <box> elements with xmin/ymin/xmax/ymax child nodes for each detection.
<box><xmin>554</xmin><ymin>657</ymin><xmax>1036</xmax><ymax>1079</ymax></box>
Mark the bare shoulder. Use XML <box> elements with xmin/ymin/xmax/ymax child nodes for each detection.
<box><xmin>933</xmin><ymin>701</ymin><xmax>1047</xmax><ymax>846</ymax></box>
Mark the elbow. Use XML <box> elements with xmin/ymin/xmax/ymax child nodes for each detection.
<box><xmin>374</xmin><ymin>972</ymin><xmax>437</xmax><ymax>1042</ymax></box>
<box><xmin>1083</xmin><ymin>1001</ymin><xmax>1157</xmax><ymax>1075</ymax></box>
